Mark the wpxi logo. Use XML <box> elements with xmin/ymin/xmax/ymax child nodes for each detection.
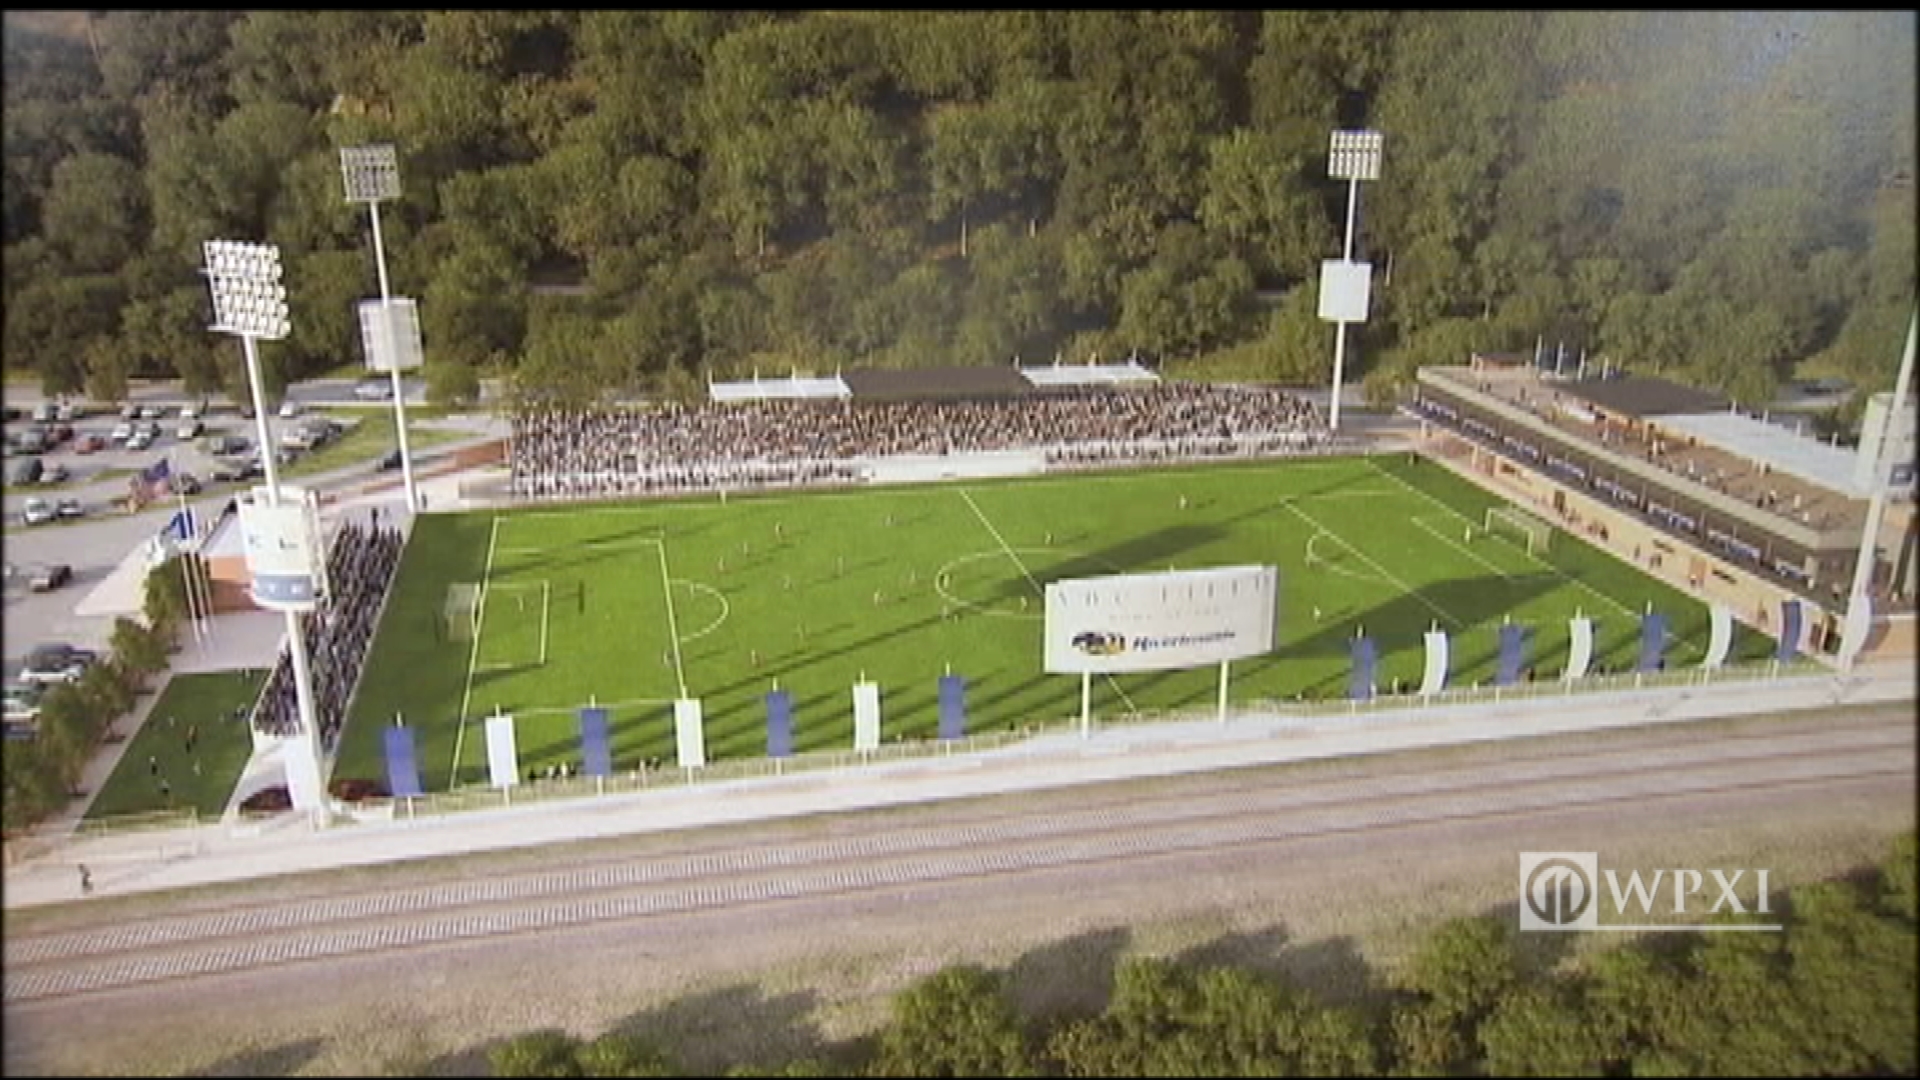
<box><xmin>1518</xmin><ymin>853</ymin><xmax>1782</xmax><ymax>933</ymax></box>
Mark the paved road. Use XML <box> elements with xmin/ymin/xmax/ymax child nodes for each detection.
<box><xmin>2</xmin><ymin>698</ymin><xmax>1909</xmax><ymax>1074</ymax></box>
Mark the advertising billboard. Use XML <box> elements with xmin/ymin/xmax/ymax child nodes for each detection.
<box><xmin>1044</xmin><ymin>566</ymin><xmax>1278</xmax><ymax>674</ymax></box>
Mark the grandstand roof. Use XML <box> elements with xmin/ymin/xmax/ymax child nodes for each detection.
<box><xmin>708</xmin><ymin>372</ymin><xmax>851</xmax><ymax>404</ymax></box>
<box><xmin>841</xmin><ymin>365</ymin><xmax>1039</xmax><ymax>402</ymax></box>
<box><xmin>1654</xmin><ymin>410</ymin><xmax>1868</xmax><ymax>498</ymax></box>
<box><xmin>1018</xmin><ymin>360</ymin><xmax>1161</xmax><ymax>388</ymax></box>
<box><xmin>1555</xmin><ymin>373</ymin><xmax>1730</xmax><ymax>418</ymax></box>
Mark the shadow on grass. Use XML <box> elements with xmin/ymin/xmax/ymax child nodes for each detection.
<box><xmin>1001</xmin><ymin>923</ymin><xmax>1134</xmax><ymax>1025</ymax></box>
<box><xmin>184</xmin><ymin>1036</ymin><xmax>327</xmax><ymax>1078</ymax></box>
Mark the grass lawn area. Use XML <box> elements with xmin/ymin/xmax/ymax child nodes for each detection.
<box><xmin>83</xmin><ymin>669</ymin><xmax>267</xmax><ymax>821</ymax></box>
<box><xmin>280</xmin><ymin>412</ymin><xmax>467</xmax><ymax>480</ymax></box>
<box><xmin>340</xmin><ymin>455</ymin><xmax>1774</xmax><ymax>792</ymax></box>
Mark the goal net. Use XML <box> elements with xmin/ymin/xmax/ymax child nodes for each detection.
<box><xmin>443</xmin><ymin>583</ymin><xmax>483</xmax><ymax>643</ymax></box>
<box><xmin>1483</xmin><ymin>505</ymin><xmax>1553</xmax><ymax>556</ymax></box>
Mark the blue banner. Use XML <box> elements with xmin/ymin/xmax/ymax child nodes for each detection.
<box><xmin>1349</xmin><ymin>636</ymin><xmax>1377</xmax><ymax>701</ymax></box>
<box><xmin>938</xmin><ymin>675</ymin><xmax>966</xmax><ymax>741</ymax></box>
<box><xmin>766</xmin><ymin>689</ymin><xmax>793</xmax><ymax>758</ymax></box>
<box><xmin>383</xmin><ymin>724</ymin><xmax>422</xmax><ymax>798</ymax></box>
<box><xmin>1777</xmin><ymin>599</ymin><xmax>1802</xmax><ymax>662</ymax></box>
<box><xmin>578</xmin><ymin>707</ymin><xmax>611</xmax><ymax>778</ymax></box>
<box><xmin>1638</xmin><ymin>612</ymin><xmax>1669</xmax><ymax>673</ymax></box>
<box><xmin>1495</xmin><ymin>623</ymin><xmax>1527</xmax><ymax>686</ymax></box>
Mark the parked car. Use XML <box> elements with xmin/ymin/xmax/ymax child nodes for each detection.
<box><xmin>137</xmin><ymin>404</ymin><xmax>162</xmax><ymax>419</ymax></box>
<box><xmin>30</xmin><ymin>402</ymin><xmax>55</xmax><ymax>423</ymax></box>
<box><xmin>110</xmin><ymin>420</ymin><xmax>134</xmax><ymax>442</ymax></box>
<box><xmin>21</xmin><ymin>497</ymin><xmax>55</xmax><ymax>525</ymax></box>
<box><xmin>3</xmin><ymin>680</ymin><xmax>43</xmax><ymax>722</ymax></box>
<box><xmin>10</xmin><ymin>457</ymin><xmax>44</xmax><ymax>486</ymax></box>
<box><xmin>278</xmin><ymin>399</ymin><xmax>301</xmax><ymax>419</ymax></box>
<box><xmin>125</xmin><ymin>429</ymin><xmax>155</xmax><ymax>451</ymax></box>
<box><xmin>173</xmin><ymin>472</ymin><xmax>201</xmax><ymax>495</ymax></box>
<box><xmin>16</xmin><ymin>427</ymin><xmax>47</xmax><ymax>454</ymax></box>
<box><xmin>54</xmin><ymin>400</ymin><xmax>78</xmax><ymax>422</ymax></box>
<box><xmin>28</xmin><ymin>564</ymin><xmax>73</xmax><ymax>591</ymax></box>
<box><xmin>179</xmin><ymin>401</ymin><xmax>203</xmax><ymax>420</ymax></box>
<box><xmin>39</xmin><ymin>462</ymin><xmax>69</xmax><ymax>484</ymax></box>
<box><xmin>211</xmin><ymin>456</ymin><xmax>262</xmax><ymax>484</ymax></box>
<box><xmin>55</xmin><ymin>496</ymin><xmax>84</xmax><ymax>519</ymax></box>
<box><xmin>176</xmin><ymin>417</ymin><xmax>203</xmax><ymax>439</ymax></box>
<box><xmin>47</xmin><ymin>423</ymin><xmax>74</xmax><ymax>445</ymax></box>
<box><xmin>376</xmin><ymin>448</ymin><xmax>403</xmax><ymax>472</ymax></box>
<box><xmin>119</xmin><ymin>402</ymin><xmax>139</xmax><ymax>420</ymax></box>
<box><xmin>353</xmin><ymin>378</ymin><xmax>394</xmax><ymax>401</ymax></box>
<box><xmin>74</xmin><ymin>434</ymin><xmax>106</xmax><ymax>454</ymax></box>
<box><xmin>17</xmin><ymin>644</ymin><xmax>99</xmax><ymax>685</ymax></box>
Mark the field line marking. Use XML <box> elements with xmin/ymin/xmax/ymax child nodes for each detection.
<box><xmin>657</xmin><ymin>539</ymin><xmax>688</xmax><ymax>698</ymax></box>
<box><xmin>1303</xmin><ymin>531</ymin><xmax>1392</xmax><ymax>587</ymax></box>
<box><xmin>540</xmin><ymin>580</ymin><xmax>551</xmax><ymax>666</ymax></box>
<box><xmin>956</xmin><ymin>487</ymin><xmax>1140</xmax><ymax>716</ymax></box>
<box><xmin>1410</xmin><ymin>515</ymin><xmax>1518</xmax><ymax>580</ymax></box>
<box><xmin>453</xmin><ymin>514</ymin><xmax>501</xmax><ymax>788</ymax></box>
<box><xmin>1277</xmin><ymin>498</ymin><xmax>1461</xmax><ymax>629</ymax></box>
<box><xmin>1365</xmin><ymin>460</ymin><xmax>1652</xmax><ymax>629</ymax></box>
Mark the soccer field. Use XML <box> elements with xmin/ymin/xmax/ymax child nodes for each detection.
<box><xmin>339</xmin><ymin>455</ymin><xmax>1770</xmax><ymax>791</ymax></box>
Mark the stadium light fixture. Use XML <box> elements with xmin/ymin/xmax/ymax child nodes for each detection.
<box><xmin>203</xmin><ymin>238</ymin><xmax>327</xmax><ymax>821</ymax></box>
<box><xmin>341</xmin><ymin>143</ymin><xmax>420</xmax><ymax>513</ymax></box>
<box><xmin>1320</xmin><ymin>129</ymin><xmax>1384</xmax><ymax>433</ymax></box>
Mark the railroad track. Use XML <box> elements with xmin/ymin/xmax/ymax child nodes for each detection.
<box><xmin>6</xmin><ymin>707</ymin><xmax>1911</xmax><ymax>1004</ymax></box>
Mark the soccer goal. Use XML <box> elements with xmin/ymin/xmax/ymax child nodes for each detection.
<box><xmin>1483</xmin><ymin>505</ymin><xmax>1554</xmax><ymax>557</ymax></box>
<box><xmin>443</xmin><ymin>583</ymin><xmax>484</xmax><ymax>643</ymax></box>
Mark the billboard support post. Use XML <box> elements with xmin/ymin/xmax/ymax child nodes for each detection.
<box><xmin>1080</xmin><ymin>672</ymin><xmax>1092</xmax><ymax>739</ymax></box>
<box><xmin>1218</xmin><ymin>659</ymin><xmax>1230</xmax><ymax>723</ymax></box>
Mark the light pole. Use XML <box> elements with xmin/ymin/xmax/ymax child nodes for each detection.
<box><xmin>1318</xmin><ymin>129</ymin><xmax>1384</xmax><ymax>433</ymax></box>
<box><xmin>203</xmin><ymin>239</ymin><xmax>328</xmax><ymax>819</ymax></box>
<box><xmin>1838</xmin><ymin>308</ymin><xmax>1918</xmax><ymax>669</ymax></box>
<box><xmin>341</xmin><ymin>143</ymin><xmax>421</xmax><ymax>512</ymax></box>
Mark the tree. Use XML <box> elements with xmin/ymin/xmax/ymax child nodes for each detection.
<box><xmin>111</xmin><ymin>615</ymin><xmax>171</xmax><ymax>680</ymax></box>
<box><xmin>873</xmin><ymin>966</ymin><xmax>1036</xmax><ymax>1078</ymax></box>
<box><xmin>1477</xmin><ymin>984</ymin><xmax>1606</xmax><ymax>1077</ymax></box>
<box><xmin>40</xmin><ymin>152</ymin><xmax>147</xmax><ymax>274</ymax></box>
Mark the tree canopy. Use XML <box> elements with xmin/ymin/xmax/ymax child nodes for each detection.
<box><xmin>3</xmin><ymin>11</ymin><xmax>1913</xmax><ymax>404</ymax></box>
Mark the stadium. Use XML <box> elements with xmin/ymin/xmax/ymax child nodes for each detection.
<box><xmin>303</xmin><ymin>363</ymin><xmax>1804</xmax><ymax>800</ymax></box>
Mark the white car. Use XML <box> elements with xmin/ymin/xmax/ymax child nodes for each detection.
<box><xmin>110</xmin><ymin>420</ymin><xmax>134</xmax><ymax>442</ymax></box>
<box><xmin>17</xmin><ymin>644</ymin><xmax>99</xmax><ymax>685</ymax></box>
<box><xmin>176</xmin><ymin>418</ymin><xmax>203</xmax><ymax>439</ymax></box>
<box><xmin>278</xmin><ymin>399</ymin><xmax>301</xmax><ymax>419</ymax></box>
<box><xmin>353</xmin><ymin>378</ymin><xmax>394</xmax><ymax>401</ymax></box>
<box><xmin>21</xmin><ymin>497</ymin><xmax>55</xmax><ymax>525</ymax></box>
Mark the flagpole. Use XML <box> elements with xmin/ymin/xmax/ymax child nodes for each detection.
<box><xmin>176</xmin><ymin>489</ymin><xmax>206</xmax><ymax>643</ymax></box>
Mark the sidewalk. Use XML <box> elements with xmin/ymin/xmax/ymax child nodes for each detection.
<box><xmin>5</xmin><ymin>661</ymin><xmax>1911</xmax><ymax>910</ymax></box>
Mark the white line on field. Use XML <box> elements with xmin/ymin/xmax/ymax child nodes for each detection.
<box><xmin>657</xmin><ymin>538</ymin><xmax>688</xmax><ymax>698</ymax></box>
<box><xmin>957</xmin><ymin>487</ymin><xmax>1140</xmax><ymax>716</ymax></box>
<box><xmin>453</xmin><ymin>514</ymin><xmax>501</xmax><ymax>787</ymax></box>
<box><xmin>1277</xmin><ymin>498</ymin><xmax>1461</xmax><ymax>629</ymax></box>
<box><xmin>1410</xmin><ymin>515</ymin><xmax>1517</xmax><ymax>580</ymax></box>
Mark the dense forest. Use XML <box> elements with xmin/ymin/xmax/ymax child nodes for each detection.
<box><xmin>3</xmin><ymin>12</ymin><xmax>1914</xmax><ymax>411</ymax></box>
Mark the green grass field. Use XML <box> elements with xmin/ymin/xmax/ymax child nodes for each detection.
<box><xmin>340</xmin><ymin>455</ymin><xmax>1773</xmax><ymax>791</ymax></box>
<box><xmin>84</xmin><ymin>669</ymin><xmax>267</xmax><ymax>821</ymax></box>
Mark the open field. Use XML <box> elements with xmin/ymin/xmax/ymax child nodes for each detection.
<box><xmin>82</xmin><ymin>669</ymin><xmax>267</xmax><ymax>822</ymax></box>
<box><xmin>340</xmin><ymin>455</ymin><xmax>1773</xmax><ymax>790</ymax></box>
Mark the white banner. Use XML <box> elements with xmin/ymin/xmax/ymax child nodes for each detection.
<box><xmin>1836</xmin><ymin>597</ymin><xmax>1874</xmax><ymax>667</ymax></box>
<box><xmin>674</xmin><ymin>699</ymin><xmax>705</xmax><ymax>768</ymax></box>
<box><xmin>238</xmin><ymin>487</ymin><xmax>322</xmax><ymax>612</ymax></box>
<box><xmin>1044</xmin><ymin>566</ymin><xmax>1277</xmax><ymax>674</ymax></box>
<box><xmin>852</xmin><ymin>682</ymin><xmax>881</xmax><ymax>752</ymax></box>
<box><xmin>1703</xmin><ymin>605</ymin><xmax>1735</xmax><ymax>670</ymax></box>
<box><xmin>485</xmin><ymin>714</ymin><xmax>518</xmax><ymax>789</ymax></box>
<box><xmin>1419</xmin><ymin>629</ymin><xmax>1450</xmax><ymax>697</ymax></box>
<box><xmin>1565</xmin><ymin>616</ymin><xmax>1594</xmax><ymax>680</ymax></box>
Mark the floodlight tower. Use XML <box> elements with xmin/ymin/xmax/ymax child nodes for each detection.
<box><xmin>341</xmin><ymin>144</ymin><xmax>422</xmax><ymax>512</ymax></box>
<box><xmin>1318</xmin><ymin>129</ymin><xmax>1384</xmax><ymax>433</ymax></box>
<box><xmin>203</xmin><ymin>239</ymin><xmax>329</xmax><ymax>820</ymax></box>
<box><xmin>1838</xmin><ymin>308</ymin><xmax>1918</xmax><ymax>669</ymax></box>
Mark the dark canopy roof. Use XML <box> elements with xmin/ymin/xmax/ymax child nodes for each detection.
<box><xmin>1557</xmin><ymin>374</ymin><xmax>1730</xmax><ymax>418</ymax></box>
<box><xmin>841</xmin><ymin>365</ymin><xmax>1042</xmax><ymax>403</ymax></box>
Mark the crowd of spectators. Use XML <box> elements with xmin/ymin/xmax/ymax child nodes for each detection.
<box><xmin>251</xmin><ymin>519</ymin><xmax>404</xmax><ymax>750</ymax></box>
<box><xmin>509</xmin><ymin>383</ymin><xmax>1327</xmax><ymax>499</ymax></box>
